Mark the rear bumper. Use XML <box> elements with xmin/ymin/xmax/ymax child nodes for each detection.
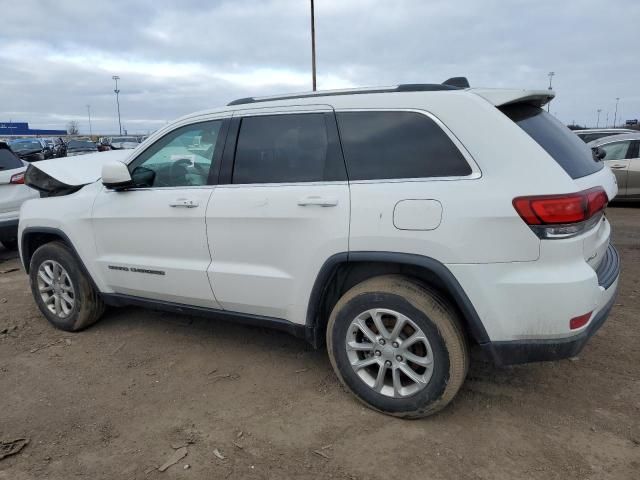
<box><xmin>482</xmin><ymin>244</ymin><xmax>620</xmax><ymax>366</ymax></box>
<box><xmin>0</xmin><ymin>218</ymin><xmax>19</xmax><ymax>239</ymax></box>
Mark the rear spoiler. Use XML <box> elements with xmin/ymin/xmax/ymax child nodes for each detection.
<box><xmin>471</xmin><ymin>89</ymin><xmax>555</xmax><ymax>108</ymax></box>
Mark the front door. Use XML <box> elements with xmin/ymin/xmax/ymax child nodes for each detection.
<box><xmin>92</xmin><ymin>118</ymin><xmax>228</xmax><ymax>308</ymax></box>
<box><xmin>206</xmin><ymin>107</ymin><xmax>350</xmax><ymax>323</ymax></box>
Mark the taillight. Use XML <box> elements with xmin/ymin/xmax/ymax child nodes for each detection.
<box><xmin>10</xmin><ymin>172</ymin><xmax>25</xmax><ymax>184</ymax></box>
<box><xmin>513</xmin><ymin>187</ymin><xmax>608</xmax><ymax>239</ymax></box>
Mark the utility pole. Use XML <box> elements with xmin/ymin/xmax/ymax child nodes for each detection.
<box><xmin>112</xmin><ymin>75</ymin><xmax>122</xmax><ymax>135</ymax></box>
<box><xmin>606</xmin><ymin>112</ymin><xmax>609</xmax><ymax>128</ymax></box>
<box><xmin>310</xmin><ymin>0</ymin><xmax>317</xmax><ymax>91</ymax></box>
<box><xmin>547</xmin><ymin>71</ymin><xmax>555</xmax><ymax>112</ymax></box>
<box><xmin>86</xmin><ymin>104</ymin><xmax>93</xmax><ymax>138</ymax></box>
<box><xmin>613</xmin><ymin>97</ymin><xmax>620</xmax><ymax>128</ymax></box>
<box><xmin>596</xmin><ymin>109</ymin><xmax>602</xmax><ymax>128</ymax></box>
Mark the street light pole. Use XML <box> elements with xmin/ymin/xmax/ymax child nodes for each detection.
<box><xmin>112</xmin><ymin>75</ymin><xmax>122</xmax><ymax>135</ymax></box>
<box><xmin>86</xmin><ymin>104</ymin><xmax>93</xmax><ymax>138</ymax></box>
<box><xmin>547</xmin><ymin>71</ymin><xmax>555</xmax><ymax>113</ymax></box>
<box><xmin>310</xmin><ymin>0</ymin><xmax>317</xmax><ymax>91</ymax></box>
<box><xmin>596</xmin><ymin>109</ymin><xmax>602</xmax><ymax>128</ymax></box>
<box><xmin>613</xmin><ymin>97</ymin><xmax>620</xmax><ymax>128</ymax></box>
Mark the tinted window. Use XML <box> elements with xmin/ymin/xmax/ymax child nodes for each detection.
<box><xmin>130</xmin><ymin>120</ymin><xmax>222</xmax><ymax>187</ymax></box>
<box><xmin>501</xmin><ymin>104</ymin><xmax>603</xmax><ymax>179</ymax></box>
<box><xmin>578</xmin><ymin>132</ymin><xmax>616</xmax><ymax>143</ymax></box>
<box><xmin>0</xmin><ymin>147</ymin><xmax>22</xmax><ymax>170</ymax></box>
<box><xmin>600</xmin><ymin>141</ymin><xmax>631</xmax><ymax>161</ymax></box>
<box><xmin>233</xmin><ymin>114</ymin><xmax>338</xmax><ymax>184</ymax></box>
<box><xmin>336</xmin><ymin>111</ymin><xmax>471</xmax><ymax>180</ymax></box>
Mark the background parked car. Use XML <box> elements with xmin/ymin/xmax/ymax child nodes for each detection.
<box><xmin>588</xmin><ymin>132</ymin><xmax>640</xmax><ymax>201</ymax></box>
<box><xmin>574</xmin><ymin>128</ymin><xmax>635</xmax><ymax>143</ymax></box>
<box><xmin>42</xmin><ymin>138</ymin><xmax>56</xmax><ymax>155</ymax></box>
<box><xmin>0</xmin><ymin>142</ymin><xmax>39</xmax><ymax>249</ymax></box>
<box><xmin>104</xmin><ymin>136</ymin><xmax>140</xmax><ymax>150</ymax></box>
<box><xmin>53</xmin><ymin>137</ymin><xmax>67</xmax><ymax>157</ymax></box>
<box><xmin>65</xmin><ymin>139</ymin><xmax>99</xmax><ymax>157</ymax></box>
<box><xmin>97</xmin><ymin>137</ymin><xmax>111</xmax><ymax>152</ymax></box>
<box><xmin>9</xmin><ymin>138</ymin><xmax>54</xmax><ymax>162</ymax></box>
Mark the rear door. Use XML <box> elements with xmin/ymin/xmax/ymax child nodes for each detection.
<box><xmin>599</xmin><ymin>139</ymin><xmax>632</xmax><ymax>196</ymax></box>
<box><xmin>206</xmin><ymin>106</ymin><xmax>350</xmax><ymax>323</ymax></box>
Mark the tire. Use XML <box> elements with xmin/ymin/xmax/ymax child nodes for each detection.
<box><xmin>326</xmin><ymin>275</ymin><xmax>468</xmax><ymax>418</ymax></box>
<box><xmin>1</xmin><ymin>238</ymin><xmax>18</xmax><ymax>250</ymax></box>
<box><xmin>29</xmin><ymin>241</ymin><xmax>105</xmax><ymax>332</ymax></box>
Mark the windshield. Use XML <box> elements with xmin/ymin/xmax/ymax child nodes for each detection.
<box><xmin>10</xmin><ymin>140</ymin><xmax>42</xmax><ymax>151</ymax></box>
<box><xmin>112</xmin><ymin>137</ymin><xmax>138</xmax><ymax>143</ymax></box>
<box><xmin>500</xmin><ymin>104</ymin><xmax>603</xmax><ymax>179</ymax></box>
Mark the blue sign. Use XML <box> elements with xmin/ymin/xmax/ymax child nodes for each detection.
<box><xmin>0</xmin><ymin>121</ymin><xmax>66</xmax><ymax>136</ymax></box>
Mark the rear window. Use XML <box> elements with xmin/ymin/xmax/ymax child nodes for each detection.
<box><xmin>500</xmin><ymin>104</ymin><xmax>603</xmax><ymax>179</ymax></box>
<box><xmin>336</xmin><ymin>111</ymin><xmax>471</xmax><ymax>181</ymax></box>
<box><xmin>0</xmin><ymin>147</ymin><xmax>22</xmax><ymax>170</ymax></box>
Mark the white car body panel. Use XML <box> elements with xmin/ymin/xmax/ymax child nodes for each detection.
<box><xmin>91</xmin><ymin>186</ymin><xmax>221</xmax><ymax>308</ymax></box>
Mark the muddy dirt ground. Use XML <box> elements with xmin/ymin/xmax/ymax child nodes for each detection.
<box><xmin>1</xmin><ymin>206</ymin><xmax>638</xmax><ymax>480</ymax></box>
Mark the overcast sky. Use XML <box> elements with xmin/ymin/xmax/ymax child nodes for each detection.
<box><xmin>1</xmin><ymin>0</ymin><xmax>638</xmax><ymax>134</ymax></box>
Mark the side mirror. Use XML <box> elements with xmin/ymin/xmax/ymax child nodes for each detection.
<box><xmin>102</xmin><ymin>161</ymin><xmax>132</xmax><ymax>189</ymax></box>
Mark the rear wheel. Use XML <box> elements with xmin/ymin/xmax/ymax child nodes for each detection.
<box><xmin>326</xmin><ymin>275</ymin><xmax>468</xmax><ymax>418</ymax></box>
<box><xmin>29</xmin><ymin>241</ymin><xmax>105</xmax><ymax>331</ymax></box>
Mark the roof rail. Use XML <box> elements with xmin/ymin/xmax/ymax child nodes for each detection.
<box><xmin>227</xmin><ymin>78</ymin><xmax>469</xmax><ymax>106</ymax></box>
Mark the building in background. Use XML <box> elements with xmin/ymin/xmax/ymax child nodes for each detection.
<box><xmin>0</xmin><ymin>122</ymin><xmax>67</xmax><ymax>137</ymax></box>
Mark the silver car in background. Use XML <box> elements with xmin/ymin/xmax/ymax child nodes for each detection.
<box><xmin>588</xmin><ymin>132</ymin><xmax>640</xmax><ymax>201</ymax></box>
<box><xmin>576</xmin><ymin>128</ymin><xmax>635</xmax><ymax>143</ymax></box>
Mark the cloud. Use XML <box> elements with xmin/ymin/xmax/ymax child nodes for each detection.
<box><xmin>0</xmin><ymin>0</ymin><xmax>638</xmax><ymax>133</ymax></box>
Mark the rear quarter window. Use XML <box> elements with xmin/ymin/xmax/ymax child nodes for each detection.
<box><xmin>336</xmin><ymin>111</ymin><xmax>472</xmax><ymax>181</ymax></box>
<box><xmin>500</xmin><ymin>104</ymin><xmax>603</xmax><ymax>179</ymax></box>
<box><xmin>0</xmin><ymin>147</ymin><xmax>23</xmax><ymax>170</ymax></box>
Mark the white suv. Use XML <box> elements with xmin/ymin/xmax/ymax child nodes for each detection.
<box><xmin>18</xmin><ymin>80</ymin><xmax>620</xmax><ymax>417</ymax></box>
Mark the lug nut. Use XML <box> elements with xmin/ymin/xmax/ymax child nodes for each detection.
<box><xmin>379</xmin><ymin>339</ymin><xmax>386</xmax><ymax>346</ymax></box>
<box><xmin>392</xmin><ymin>342</ymin><xmax>399</xmax><ymax>348</ymax></box>
<box><xmin>384</xmin><ymin>360</ymin><xmax>392</xmax><ymax>367</ymax></box>
<box><xmin>374</xmin><ymin>350</ymin><xmax>381</xmax><ymax>357</ymax></box>
<box><xmin>396</xmin><ymin>355</ymin><xmax>403</xmax><ymax>362</ymax></box>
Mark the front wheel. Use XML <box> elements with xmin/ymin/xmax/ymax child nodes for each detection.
<box><xmin>326</xmin><ymin>275</ymin><xmax>469</xmax><ymax>418</ymax></box>
<box><xmin>29</xmin><ymin>241</ymin><xmax>105</xmax><ymax>332</ymax></box>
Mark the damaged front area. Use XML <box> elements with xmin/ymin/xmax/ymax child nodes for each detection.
<box><xmin>24</xmin><ymin>164</ymin><xmax>84</xmax><ymax>197</ymax></box>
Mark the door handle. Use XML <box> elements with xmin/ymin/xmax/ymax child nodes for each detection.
<box><xmin>609</xmin><ymin>164</ymin><xmax>627</xmax><ymax>169</ymax></box>
<box><xmin>297</xmin><ymin>196</ymin><xmax>338</xmax><ymax>207</ymax></box>
<box><xmin>169</xmin><ymin>198</ymin><xmax>199</xmax><ymax>208</ymax></box>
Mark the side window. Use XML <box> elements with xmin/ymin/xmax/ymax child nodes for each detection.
<box><xmin>0</xmin><ymin>147</ymin><xmax>22</xmax><ymax>170</ymax></box>
<box><xmin>336</xmin><ymin>111</ymin><xmax>471</xmax><ymax>181</ymax></box>
<box><xmin>129</xmin><ymin>120</ymin><xmax>223</xmax><ymax>187</ymax></box>
<box><xmin>232</xmin><ymin>113</ymin><xmax>340</xmax><ymax>184</ymax></box>
<box><xmin>600</xmin><ymin>141</ymin><xmax>631</xmax><ymax>161</ymax></box>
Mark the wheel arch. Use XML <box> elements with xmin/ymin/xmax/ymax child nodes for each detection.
<box><xmin>305</xmin><ymin>252</ymin><xmax>490</xmax><ymax>348</ymax></box>
<box><xmin>20</xmin><ymin>227</ymin><xmax>100</xmax><ymax>292</ymax></box>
